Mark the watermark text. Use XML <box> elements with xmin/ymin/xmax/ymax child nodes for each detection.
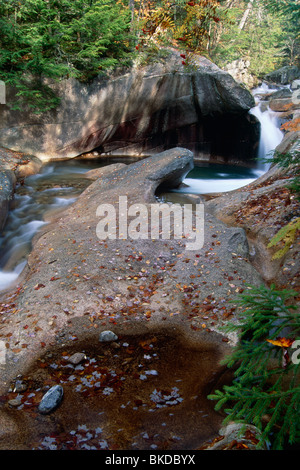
<box><xmin>96</xmin><ymin>196</ymin><xmax>204</xmax><ymax>250</ymax></box>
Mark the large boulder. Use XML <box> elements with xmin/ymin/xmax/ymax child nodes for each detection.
<box><xmin>268</xmin><ymin>88</ymin><xmax>298</xmax><ymax>113</ymax></box>
<box><xmin>0</xmin><ymin>147</ymin><xmax>264</xmax><ymax>450</ymax></box>
<box><xmin>0</xmin><ymin>52</ymin><xmax>257</xmax><ymax>165</ymax></box>
<box><xmin>265</xmin><ymin>65</ymin><xmax>300</xmax><ymax>85</ymax></box>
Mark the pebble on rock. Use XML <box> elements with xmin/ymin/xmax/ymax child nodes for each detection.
<box><xmin>8</xmin><ymin>396</ymin><xmax>22</xmax><ymax>408</ymax></box>
<box><xmin>38</xmin><ymin>385</ymin><xmax>64</xmax><ymax>415</ymax></box>
<box><xmin>99</xmin><ymin>330</ymin><xmax>118</xmax><ymax>342</ymax></box>
<box><xmin>68</xmin><ymin>352</ymin><xmax>86</xmax><ymax>365</ymax></box>
<box><xmin>13</xmin><ymin>380</ymin><xmax>27</xmax><ymax>393</ymax></box>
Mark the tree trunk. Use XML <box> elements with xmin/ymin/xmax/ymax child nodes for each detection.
<box><xmin>238</xmin><ymin>0</ymin><xmax>254</xmax><ymax>31</ymax></box>
<box><xmin>129</xmin><ymin>0</ymin><xmax>135</xmax><ymax>30</ymax></box>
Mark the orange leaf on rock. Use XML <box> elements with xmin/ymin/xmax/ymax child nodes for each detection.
<box><xmin>266</xmin><ymin>337</ymin><xmax>294</xmax><ymax>348</ymax></box>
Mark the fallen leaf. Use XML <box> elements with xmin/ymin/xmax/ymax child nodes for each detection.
<box><xmin>266</xmin><ymin>337</ymin><xmax>294</xmax><ymax>348</ymax></box>
<box><xmin>34</xmin><ymin>283</ymin><xmax>45</xmax><ymax>290</ymax></box>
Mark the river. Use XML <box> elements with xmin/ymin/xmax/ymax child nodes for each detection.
<box><xmin>0</xmin><ymin>83</ymin><xmax>284</xmax><ymax>291</ymax></box>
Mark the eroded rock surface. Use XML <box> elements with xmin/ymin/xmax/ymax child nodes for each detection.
<box><xmin>0</xmin><ymin>148</ymin><xmax>262</xmax><ymax>397</ymax></box>
<box><xmin>205</xmin><ymin>130</ymin><xmax>300</xmax><ymax>289</ymax></box>
<box><xmin>0</xmin><ymin>53</ymin><xmax>257</xmax><ymax>164</ymax></box>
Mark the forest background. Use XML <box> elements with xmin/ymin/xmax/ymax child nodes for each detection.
<box><xmin>0</xmin><ymin>0</ymin><xmax>299</xmax><ymax>113</ymax></box>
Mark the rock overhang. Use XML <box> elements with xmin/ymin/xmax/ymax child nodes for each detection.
<box><xmin>0</xmin><ymin>55</ymin><xmax>257</xmax><ymax>164</ymax></box>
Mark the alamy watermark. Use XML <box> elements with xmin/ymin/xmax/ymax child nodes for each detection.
<box><xmin>0</xmin><ymin>340</ymin><xmax>6</xmax><ymax>365</ymax></box>
<box><xmin>96</xmin><ymin>196</ymin><xmax>204</xmax><ymax>251</ymax></box>
<box><xmin>291</xmin><ymin>340</ymin><xmax>300</xmax><ymax>365</ymax></box>
<box><xmin>0</xmin><ymin>80</ymin><xmax>6</xmax><ymax>105</ymax></box>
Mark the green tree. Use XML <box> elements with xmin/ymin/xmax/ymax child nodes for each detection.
<box><xmin>0</xmin><ymin>0</ymin><xmax>132</xmax><ymax>113</ymax></box>
<box><xmin>210</xmin><ymin>0</ymin><xmax>299</xmax><ymax>77</ymax></box>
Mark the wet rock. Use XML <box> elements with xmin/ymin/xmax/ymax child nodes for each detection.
<box><xmin>267</xmin><ymin>86</ymin><xmax>298</xmax><ymax>113</ymax></box>
<box><xmin>38</xmin><ymin>385</ymin><xmax>64</xmax><ymax>415</ymax></box>
<box><xmin>15</xmin><ymin>155</ymin><xmax>43</xmax><ymax>179</ymax></box>
<box><xmin>265</xmin><ymin>65</ymin><xmax>300</xmax><ymax>85</ymax></box>
<box><xmin>0</xmin><ymin>170</ymin><xmax>15</xmax><ymax>231</ymax></box>
<box><xmin>99</xmin><ymin>331</ymin><xmax>119</xmax><ymax>343</ymax></box>
<box><xmin>292</xmin><ymin>79</ymin><xmax>300</xmax><ymax>90</ymax></box>
<box><xmin>0</xmin><ymin>52</ymin><xmax>255</xmax><ymax>163</ymax></box>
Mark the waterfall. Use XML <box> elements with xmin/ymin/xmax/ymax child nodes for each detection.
<box><xmin>162</xmin><ymin>82</ymin><xmax>286</xmax><ymax>197</ymax></box>
<box><xmin>250</xmin><ymin>83</ymin><xmax>284</xmax><ymax>171</ymax></box>
<box><xmin>0</xmin><ymin>163</ymin><xmax>88</xmax><ymax>292</ymax></box>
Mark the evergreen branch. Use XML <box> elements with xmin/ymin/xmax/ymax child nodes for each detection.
<box><xmin>208</xmin><ymin>284</ymin><xmax>300</xmax><ymax>449</ymax></box>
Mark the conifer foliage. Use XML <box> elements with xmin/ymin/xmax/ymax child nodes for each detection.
<box><xmin>1</xmin><ymin>0</ymin><xmax>298</xmax><ymax>112</ymax></box>
<box><xmin>208</xmin><ymin>284</ymin><xmax>300</xmax><ymax>449</ymax></box>
<box><xmin>0</xmin><ymin>0</ymin><xmax>131</xmax><ymax>112</ymax></box>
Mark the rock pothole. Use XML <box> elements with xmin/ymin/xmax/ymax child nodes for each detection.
<box><xmin>0</xmin><ymin>329</ymin><xmax>230</xmax><ymax>450</ymax></box>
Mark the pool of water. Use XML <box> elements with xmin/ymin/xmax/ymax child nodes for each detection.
<box><xmin>0</xmin><ymin>157</ymin><xmax>274</xmax><ymax>292</ymax></box>
<box><xmin>174</xmin><ymin>163</ymin><xmax>264</xmax><ymax>194</ymax></box>
<box><xmin>1</xmin><ymin>330</ymin><xmax>229</xmax><ymax>450</ymax></box>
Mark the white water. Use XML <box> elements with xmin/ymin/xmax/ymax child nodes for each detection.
<box><xmin>177</xmin><ymin>176</ymin><xmax>260</xmax><ymax>194</ymax></box>
<box><xmin>0</xmin><ymin>261</ymin><xmax>27</xmax><ymax>290</ymax></box>
<box><xmin>177</xmin><ymin>82</ymin><xmax>284</xmax><ymax>194</ymax></box>
<box><xmin>0</xmin><ymin>163</ymin><xmax>90</xmax><ymax>291</ymax></box>
<box><xmin>250</xmin><ymin>83</ymin><xmax>284</xmax><ymax>166</ymax></box>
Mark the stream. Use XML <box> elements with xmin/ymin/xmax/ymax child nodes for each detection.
<box><xmin>172</xmin><ymin>82</ymin><xmax>284</xmax><ymax>196</ymax></box>
<box><xmin>0</xmin><ymin>83</ymin><xmax>284</xmax><ymax>292</ymax></box>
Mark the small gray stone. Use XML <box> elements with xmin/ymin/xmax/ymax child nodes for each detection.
<box><xmin>8</xmin><ymin>396</ymin><xmax>22</xmax><ymax>407</ymax></box>
<box><xmin>99</xmin><ymin>330</ymin><xmax>118</xmax><ymax>342</ymax></box>
<box><xmin>38</xmin><ymin>385</ymin><xmax>64</xmax><ymax>414</ymax></box>
<box><xmin>68</xmin><ymin>352</ymin><xmax>86</xmax><ymax>365</ymax></box>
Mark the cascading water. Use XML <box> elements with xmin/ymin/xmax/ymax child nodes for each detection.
<box><xmin>0</xmin><ymin>157</ymin><xmax>139</xmax><ymax>291</ymax></box>
<box><xmin>0</xmin><ymin>162</ymin><xmax>91</xmax><ymax>291</ymax></box>
<box><xmin>249</xmin><ymin>83</ymin><xmax>284</xmax><ymax>170</ymax></box>
<box><xmin>170</xmin><ymin>82</ymin><xmax>284</xmax><ymax>196</ymax></box>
